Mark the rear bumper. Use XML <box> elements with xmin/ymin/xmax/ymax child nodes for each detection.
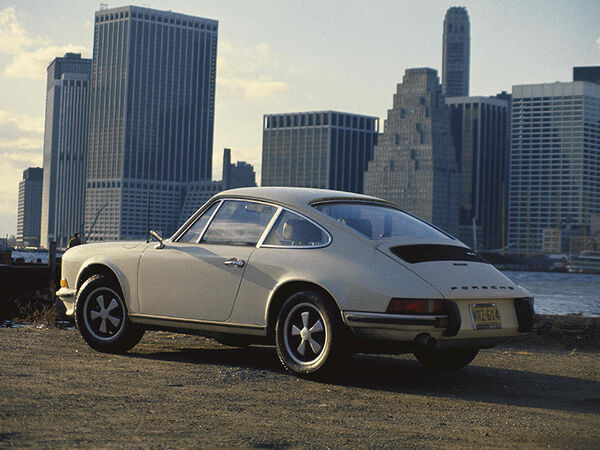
<box><xmin>342</xmin><ymin>298</ymin><xmax>535</xmax><ymax>348</ymax></box>
<box><xmin>56</xmin><ymin>287</ymin><xmax>76</xmax><ymax>316</ymax></box>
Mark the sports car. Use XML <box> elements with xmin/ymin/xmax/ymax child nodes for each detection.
<box><xmin>57</xmin><ymin>187</ymin><xmax>534</xmax><ymax>377</ymax></box>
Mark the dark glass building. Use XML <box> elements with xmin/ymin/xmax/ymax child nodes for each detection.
<box><xmin>447</xmin><ymin>96</ymin><xmax>510</xmax><ymax>250</ymax></box>
<box><xmin>573</xmin><ymin>66</ymin><xmax>600</xmax><ymax>85</ymax></box>
<box><xmin>442</xmin><ymin>6</ymin><xmax>470</xmax><ymax>97</ymax></box>
<box><xmin>40</xmin><ymin>53</ymin><xmax>92</xmax><ymax>248</ymax></box>
<box><xmin>17</xmin><ymin>168</ymin><xmax>43</xmax><ymax>248</ymax></box>
<box><xmin>262</xmin><ymin>111</ymin><xmax>379</xmax><ymax>193</ymax></box>
<box><xmin>85</xmin><ymin>6</ymin><xmax>218</xmax><ymax>241</ymax></box>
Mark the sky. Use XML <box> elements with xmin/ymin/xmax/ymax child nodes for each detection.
<box><xmin>0</xmin><ymin>0</ymin><xmax>598</xmax><ymax>237</ymax></box>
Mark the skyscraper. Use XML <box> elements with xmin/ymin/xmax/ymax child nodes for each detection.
<box><xmin>442</xmin><ymin>6</ymin><xmax>470</xmax><ymax>98</ymax></box>
<box><xmin>262</xmin><ymin>111</ymin><xmax>379</xmax><ymax>193</ymax></box>
<box><xmin>85</xmin><ymin>6</ymin><xmax>218</xmax><ymax>241</ymax></box>
<box><xmin>17</xmin><ymin>168</ymin><xmax>43</xmax><ymax>248</ymax></box>
<box><xmin>447</xmin><ymin>96</ymin><xmax>510</xmax><ymax>250</ymax></box>
<box><xmin>222</xmin><ymin>148</ymin><xmax>256</xmax><ymax>190</ymax></box>
<box><xmin>40</xmin><ymin>53</ymin><xmax>92</xmax><ymax>248</ymax></box>
<box><xmin>508</xmin><ymin>81</ymin><xmax>600</xmax><ymax>255</ymax></box>
<box><xmin>364</xmin><ymin>68</ymin><xmax>460</xmax><ymax>235</ymax></box>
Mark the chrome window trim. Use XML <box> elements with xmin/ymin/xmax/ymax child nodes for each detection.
<box><xmin>194</xmin><ymin>200</ymin><xmax>223</xmax><ymax>243</ymax></box>
<box><xmin>174</xmin><ymin>200</ymin><xmax>223</xmax><ymax>244</ymax></box>
<box><xmin>256</xmin><ymin>206</ymin><xmax>283</xmax><ymax>248</ymax></box>
<box><xmin>258</xmin><ymin>208</ymin><xmax>332</xmax><ymax>250</ymax></box>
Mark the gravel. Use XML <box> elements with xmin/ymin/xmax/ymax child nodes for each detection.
<box><xmin>1</xmin><ymin>327</ymin><xmax>598</xmax><ymax>448</ymax></box>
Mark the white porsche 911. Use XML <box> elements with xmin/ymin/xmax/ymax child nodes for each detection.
<box><xmin>57</xmin><ymin>187</ymin><xmax>534</xmax><ymax>377</ymax></box>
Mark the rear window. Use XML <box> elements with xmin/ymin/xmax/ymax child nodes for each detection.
<box><xmin>314</xmin><ymin>202</ymin><xmax>452</xmax><ymax>240</ymax></box>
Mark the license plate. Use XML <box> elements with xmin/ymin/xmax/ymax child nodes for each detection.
<box><xmin>469</xmin><ymin>304</ymin><xmax>501</xmax><ymax>329</ymax></box>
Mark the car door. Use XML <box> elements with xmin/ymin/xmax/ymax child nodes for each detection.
<box><xmin>138</xmin><ymin>200</ymin><xmax>277</xmax><ymax>322</ymax></box>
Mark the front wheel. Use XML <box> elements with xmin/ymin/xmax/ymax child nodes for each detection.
<box><xmin>75</xmin><ymin>274</ymin><xmax>144</xmax><ymax>353</ymax></box>
<box><xmin>275</xmin><ymin>291</ymin><xmax>348</xmax><ymax>378</ymax></box>
<box><xmin>414</xmin><ymin>348</ymin><xmax>479</xmax><ymax>371</ymax></box>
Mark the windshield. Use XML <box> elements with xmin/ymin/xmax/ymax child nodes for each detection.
<box><xmin>314</xmin><ymin>202</ymin><xmax>453</xmax><ymax>241</ymax></box>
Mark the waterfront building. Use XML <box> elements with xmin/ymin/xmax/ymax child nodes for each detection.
<box><xmin>447</xmin><ymin>96</ymin><xmax>510</xmax><ymax>250</ymax></box>
<box><xmin>85</xmin><ymin>6</ymin><xmax>218</xmax><ymax>241</ymax></box>
<box><xmin>40</xmin><ymin>53</ymin><xmax>92</xmax><ymax>249</ymax></box>
<box><xmin>222</xmin><ymin>148</ymin><xmax>256</xmax><ymax>190</ymax></box>
<box><xmin>573</xmin><ymin>66</ymin><xmax>600</xmax><ymax>85</ymax></box>
<box><xmin>364</xmin><ymin>68</ymin><xmax>460</xmax><ymax>235</ymax></box>
<box><xmin>442</xmin><ymin>6</ymin><xmax>470</xmax><ymax>98</ymax></box>
<box><xmin>508</xmin><ymin>81</ymin><xmax>600</xmax><ymax>255</ymax></box>
<box><xmin>178</xmin><ymin>148</ymin><xmax>257</xmax><ymax>225</ymax></box>
<box><xmin>16</xmin><ymin>168</ymin><xmax>43</xmax><ymax>248</ymax></box>
<box><xmin>262</xmin><ymin>111</ymin><xmax>379</xmax><ymax>193</ymax></box>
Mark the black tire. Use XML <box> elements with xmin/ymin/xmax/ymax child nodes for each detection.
<box><xmin>75</xmin><ymin>274</ymin><xmax>144</xmax><ymax>353</ymax></box>
<box><xmin>275</xmin><ymin>290</ymin><xmax>348</xmax><ymax>378</ymax></box>
<box><xmin>414</xmin><ymin>347</ymin><xmax>479</xmax><ymax>371</ymax></box>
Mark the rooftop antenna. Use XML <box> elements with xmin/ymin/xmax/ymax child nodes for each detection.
<box><xmin>99</xmin><ymin>3</ymin><xmax>108</xmax><ymax>10</ymax></box>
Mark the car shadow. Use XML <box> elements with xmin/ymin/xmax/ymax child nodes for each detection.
<box><xmin>124</xmin><ymin>342</ymin><xmax>600</xmax><ymax>415</ymax></box>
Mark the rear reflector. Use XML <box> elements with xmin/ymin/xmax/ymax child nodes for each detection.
<box><xmin>387</xmin><ymin>298</ymin><xmax>444</xmax><ymax>315</ymax></box>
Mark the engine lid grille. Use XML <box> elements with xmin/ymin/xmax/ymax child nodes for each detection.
<box><xmin>390</xmin><ymin>244</ymin><xmax>487</xmax><ymax>264</ymax></box>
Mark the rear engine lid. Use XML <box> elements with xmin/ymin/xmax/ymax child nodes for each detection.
<box><xmin>377</xmin><ymin>239</ymin><xmax>521</xmax><ymax>299</ymax></box>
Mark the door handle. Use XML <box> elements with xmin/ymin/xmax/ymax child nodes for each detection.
<box><xmin>224</xmin><ymin>258</ymin><xmax>245</xmax><ymax>268</ymax></box>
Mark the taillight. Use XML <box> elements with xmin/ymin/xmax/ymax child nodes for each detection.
<box><xmin>386</xmin><ymin>298</ymin><xmax>444</xmax><ymax>315</ymax></box>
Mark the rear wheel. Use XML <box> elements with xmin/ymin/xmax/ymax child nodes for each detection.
<box><xmin>75</xmin><ymin>275</ymin><xmax>144</xmax><ymax>353</ymax></box>
<box><xmin>414</xmin><ymin>348</ymin><xmax>479</xmax><ymax>371</ymax></box>
<box><xmin>275</xmin><ymin>291</ymin><xmax>348</xmax><ymax>378</ymax></box>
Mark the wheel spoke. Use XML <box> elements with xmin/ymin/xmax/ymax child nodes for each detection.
<box><xmin>297</xmin><ymin>339</ymin><xmax>306</xmax><ymax>356</ymax></box>
<box><xmin>99</xmin><ymin>318</ymin><xmax>108</xmax><ymax>334</ymax></box>
<box><xmin>291</xmin><ymin>324</ymin><xmax>301</xmax><ymax>336</ymax></box>
<box><xmin>90</xmin><ymin>310</ymin><xmax>101</xmax><ymax>320</ymax></box>
<box><xmin>309</xmin><ymin>320</ymin><xmax>323</xmax><ymax>334</ymax></box>
<box><xmin>106</xmin><ymin>298</ymin><xmax>119</xmax><ymax>312</ymax></box>
<box><xmin>309</xmin><ymin>338</ymin><xmax>322</xmax><ymax>354</ymax></box>
<box><xmin>301</xmin><ymin>311</ymin><xmax>309</xmax><ymax>329</ymax></box>
<box><xmin>95</xmin><ymin>295</ymin><xmax>105</xmax><ymax>310</ymax></box>
<box><xmin>107</xmin><ymin>315</ymin><xmax>120</xmax><ymax>327</ymax></box>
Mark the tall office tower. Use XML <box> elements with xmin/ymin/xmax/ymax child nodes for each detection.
<box><xmin>262</xmin><ymin>111</ymin><xmax>379</xmax><ymax>193</ymax></box>
<box><xmin>573</xmin><ymin>66</ymin><xmax>600</xmax><ymax>85</ymax></box>
<box><xmin>509</xmin><ymin>81</ymin><xmax>600</xmax><ymax>255</ymax></box>
<box><xmin>447</xmin><ymin>96</ymin><xmax>510</xmax><ymax>250</ymax></box>
<box><xmin>364</xmin><ymin>68</ymin><xmax>460</xmax><ymax>235</ymax></box>
<box><xmin>40</xmin><ymin>53</ymin><xmax>92</xmax><ymax>249</ymax></box>
<box><xmin>16</xmin><ymin>168</ymin><xmax>43</xmax><ymax>248</ymax></box>
<box><xmin>442</xmin><ymin>6</ymin><xmax>470</xmax><ymax>97</ymax></box>
<box><xmin>222</xmin><ymin>148</ymin><xmax>256</xmax><ymax>189</ymax></box>
<box><xmin>85</xmin><ymin>6</ymin><xmax>218</xmax><ymax>241</ymax></box>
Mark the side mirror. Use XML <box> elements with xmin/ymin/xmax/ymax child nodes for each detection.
<box><xmin>150</xmin><ymin>230</ymin><xmax>165</xmax><ymax>249</ymax></box>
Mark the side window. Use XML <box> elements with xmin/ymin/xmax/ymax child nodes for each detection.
<box><xmin>263</xmin><ymin>211</ymin><xmax>329</xmax><ymax>247</ymax></box>
<box><xmin>201</xmin><ymin>200</ymin><xmax>276</xmax><ymax>246</ymax></box>
<box><xmin>178</xmin><ymin>202</ymin><xmax>219</xmax><ymax>243</ymax></box>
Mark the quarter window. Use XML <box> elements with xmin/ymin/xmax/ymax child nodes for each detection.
<box><xmin>263</xmin><ymin>211</ymin><xmax>329</xmax><ymax>247</ymax></box>
<box><xmin>201</xmin><ymin>200</ymin><xmax>276</xmax><ymax>246</ymax></box>
<box><xmin>178</xmin><ymin>202</ymin><xmax>219</xmax><ymax>243</ymax></box>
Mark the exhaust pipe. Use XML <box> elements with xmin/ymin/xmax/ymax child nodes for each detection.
<box><xmin>414</xmin><ymin>333</ymin><xmax>436</xmax><ymax>350</ymax></box>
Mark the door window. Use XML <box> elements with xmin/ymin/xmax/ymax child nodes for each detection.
<box><xmin>201</xmin><ymin>200</ymin><xmax>277</xmax><ymax>246</ymax></box>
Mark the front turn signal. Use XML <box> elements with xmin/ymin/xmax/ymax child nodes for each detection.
<box><xmin>60</xmin><ymin>279</ymin><xmax>69</xmax><ymax>288</ymax></box>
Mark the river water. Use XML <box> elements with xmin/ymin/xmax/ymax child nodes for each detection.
<box><xmin>503</xmin><ymin>271</ymin><xmax>600</xmax><ymax>317</ymax></box>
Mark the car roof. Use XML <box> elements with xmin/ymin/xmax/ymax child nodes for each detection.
<box><xmin>213</xmin><ymin>186</ymin><xmax>386</xmax><ymax>210</ymax></box>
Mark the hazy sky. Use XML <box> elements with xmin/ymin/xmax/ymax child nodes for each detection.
<box><xmin>0</xmin><ymin>0</ymin><xmax>598</xmax><ymax>237</ymax></box>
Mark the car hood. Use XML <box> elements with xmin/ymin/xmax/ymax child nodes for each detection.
<box><xmin>376</xmin><ymin>238</ymin><xmax>526</xmax><ymax>299</ymax></box>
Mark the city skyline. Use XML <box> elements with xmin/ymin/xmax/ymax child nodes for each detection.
<box><xmin>0</xmin><ymin>0</ymin><xmax>599</xmax><ymax>236</ymax></box>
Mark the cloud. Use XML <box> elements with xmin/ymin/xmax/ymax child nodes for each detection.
<box><xmin>597</xmin><ymin>37</ymin><xmax>600</xmax><ymax>51</ymax></box>
<box><xmin>0</xmin><ymin>7</ymin><xmax>89</xmax><ymax>80</ymax></box>
<box><xmin>217</xmin><ymin>41</ymin><xmax>289</xmax><ymax>100</ymax></box>
<box><xmin>4</xmin><ymin>44</ymin><xmax>88</xmax><ymax>79</ymax></box>
<box><xmin>217</xmin><ymin>76</ymin><xmax>289</xmax><ymax>100</ymax></box>
<box><xmin>0</xmin><ymin>7</ymin><xmax>48</xmax><ymax>55</ymax></box>
<box><xmin>0</xmin><ymin>110</ymin><xmax>43</xmax><ymax>134</ymax></box>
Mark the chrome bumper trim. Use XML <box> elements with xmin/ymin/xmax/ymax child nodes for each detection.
<box><xmin>343</xmin><ymin>311</ymin><xmax>446</xmax><ymax>329</ymax></box>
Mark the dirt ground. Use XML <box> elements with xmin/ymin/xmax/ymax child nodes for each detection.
<box><xmin>1</xmin><ymin>327</ymin><xmax>598</xmax><ymax>448</ymax></box>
